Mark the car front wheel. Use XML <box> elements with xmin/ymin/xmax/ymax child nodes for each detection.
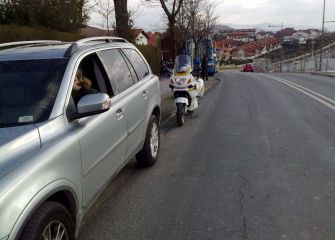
<box><xmin>21</xmin><ymin>201</ymin><xmax>75</xmax><ymax>240</ymax></box>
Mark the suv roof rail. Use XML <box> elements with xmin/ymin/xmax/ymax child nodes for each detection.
<box><xmin>76</xmin><ymin>37</ymin><xmax>129</xmax><ymax>44</ymax></box>
<box><xmin>0</xmin><ymin>40</ymin><xmax>62</xmax><ymax>49</ymax></box>
<box><xmin>64</xmin><ymin>37</ymin><xmax>129</xmax><ymax>57</ymax></box>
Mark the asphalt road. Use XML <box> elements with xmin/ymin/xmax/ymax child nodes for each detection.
<box><xmin>79</xmin><ymin>72</ymin><xmax>335</xmax><ymax>240</ymax></box>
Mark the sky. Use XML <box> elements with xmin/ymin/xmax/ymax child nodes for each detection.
<box><xmin>89</xmin><ymin>0</ymin><xmax>335</xmax><ymax>32</ymax></box>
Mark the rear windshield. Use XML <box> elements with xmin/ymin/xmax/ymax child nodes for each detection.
<box><xmin>0</xmin><ymin>58</ymin><xmax>68</xmax><ymax>127</ymax></box>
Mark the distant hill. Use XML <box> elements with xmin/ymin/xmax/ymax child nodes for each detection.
<box><xmin>221</xmin><ymin>23</ymin><xmax>273</xmax><ymax>32</ymax></box>
<box><xmin>212</xmin><ymin>24</ymin><xmax>233</xmax><ymax>33</ymax></box>
<box><xmin>221</xmin><ymin>22</ymin><xmax>322</xmax><ymax>32</ymax></box>
<box><xmin>79</xmin><ymin>26</ymin><xmax>110</xmax><ymax>37</ymax></box>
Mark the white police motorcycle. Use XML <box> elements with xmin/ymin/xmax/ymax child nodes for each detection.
<box><xmin>169</xmin><ymin>55</ymin><xmax>205</xmax><ymax>126</ymax></box>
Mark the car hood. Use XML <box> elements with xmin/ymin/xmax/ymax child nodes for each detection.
<box><xmin>0</xmin><ymin>125</ymin><xmax>41</xmax><ymax>179</ymax></box>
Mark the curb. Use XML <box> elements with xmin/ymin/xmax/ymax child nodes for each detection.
<box><xmin>310</xmin><ymin>72</ymin><xmax>335</xmax><ymax>78</ymax></box>
<box><xmin>161</xmin><ymin>78</ymin><xmax>220</xmax><ymax>125</ymax></box>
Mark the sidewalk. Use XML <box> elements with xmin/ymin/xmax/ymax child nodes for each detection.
<box><xmin>310</xmin><ymin>72</ymin><xmax>335</xmax><ymax>78</ymax></box>
<box><xmin>159</xmin><ymin>76</ymin><xmax>219</xmax><ymax>122</ymax></box>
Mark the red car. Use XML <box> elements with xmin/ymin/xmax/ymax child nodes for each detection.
<box><xmin>241</xmin><ymin>64</ymin><xmax>254</xmax><ymax>72</ymax></box>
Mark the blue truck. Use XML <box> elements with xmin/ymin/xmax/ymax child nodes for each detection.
<box><xmin>185</xmin><ymin>38</ymin><xmax>217</xmax><ymax>76</ymax></box>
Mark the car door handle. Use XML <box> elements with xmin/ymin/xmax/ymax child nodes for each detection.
<box><xmin>116</xmin><ymin>107</ymin><xmax>125</xmax><ymax>119</ymax></box>
<box><xmin>142</xmin><ymin>90</ymin><xmax>148</xmax><ymax>97</ymax></box>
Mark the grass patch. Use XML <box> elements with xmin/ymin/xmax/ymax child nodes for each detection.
<box><xmin>219</xmin><ymin>64</ymin><xmax>243</xmax><ymax>71</ymax></box>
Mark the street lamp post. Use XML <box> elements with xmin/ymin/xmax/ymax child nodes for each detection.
<box><xmin>319</xmin><ymin>0</ymin><xmax>335</xmax><ymax>72</ymax></box>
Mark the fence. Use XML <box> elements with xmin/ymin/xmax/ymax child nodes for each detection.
<box><xmin>254</xmin><ymin>42</ymin><xmax>335</xmax><ymax>74</ymax></box>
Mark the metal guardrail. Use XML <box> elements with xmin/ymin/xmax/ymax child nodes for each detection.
<box><xmin>254</xmin><ymin>42</ymin><xmax>335</xmax><ymax>74</ymax></box>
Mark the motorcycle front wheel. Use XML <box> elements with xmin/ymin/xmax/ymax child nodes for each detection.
<box><xmin>176</xmin><ymin>103</ymin><xmax>185</xmax><ymax>126</ymax></box>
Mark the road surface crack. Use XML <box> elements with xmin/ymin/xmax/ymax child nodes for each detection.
<box><xmin>239</xmin><ymin>174</ymin><xmax>250</xmax><ymax>240</ymax></box>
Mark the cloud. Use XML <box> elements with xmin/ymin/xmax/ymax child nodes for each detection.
<box><xmin>90</xmin><ymin>0</ymin><xmax>335</xmax><ymax>31</ymax></box>
<box><xmin>217</xmin><ymin>0</ymin><xmax>335</xmax><ymax>30</ymax></box>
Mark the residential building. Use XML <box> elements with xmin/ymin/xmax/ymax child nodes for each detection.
<box><xmin>221</xmin><ymin>29</ymin><xmax>256</xmax><ymax>43</ymax></box>
<box><xmin>275</xmin><ymin>28</ymin><xmax>296</xmax><ymax>40</ymax></box>
<box><xmin>256</xmin><ymin>31</ymin><xmax>274</xmax><ymax>40</ymax></box>
<box><xmin>220</xmin><ymin>29</ymin><xmax>256</xmax><ymax>37</ymax></box>
<box><xmin>214</xmin><ymin>39</ymin><xmax>240</xmax><ymax>59</ymax></box>
<box><xmin>227</xmin><ymin>32</ymin><xmax>255</xmax><ymax>43</ymax></box>
<box><xmin>292</xmin><ymin>29</ymin><xmax>321</xmax><ymax>44</ymax></box>
<box><xmin>133</xmin><ymin>29</ymin><xmax>150</xmax><ymax>45</ymax></box>
<box><xmin>232</xmin><ymin>38</ymin><xmax>280</xmax><ymax>60</ymax></box>
<box><xmin>147</xmin><ymin>32</ymin><xmax>161</xmax><ymax>47</ymax></box>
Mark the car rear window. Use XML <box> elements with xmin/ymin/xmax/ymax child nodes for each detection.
<box><xmin>0</xmin><ymin>58</ymin><xmax>68</xmax><ymax>127</ymax></box>
<box><xmin>122</xmin><ymin>49</ymin><xmax>150</xmax><ymax>80</ymax></box>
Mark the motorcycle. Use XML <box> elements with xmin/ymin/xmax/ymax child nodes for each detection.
<box><xmin>169</xmin><ymin>55</ymin><xmax>205</xmax><ymax>126</ymax></box>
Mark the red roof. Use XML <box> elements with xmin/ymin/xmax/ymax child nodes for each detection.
<box><xmin>232</xmin><ymin>37</ymin><xmax>280</xmax><ymax>56</ymax></box>
<box><xmin>132</xmin><ymin>29</ymin><xmax>150</xmax><ymax>39</ymax></box>
<box><xmin>147</xmin><ymin>32</ymin><xmax>161</xmax><ymax>46</ymax></box>
<box><xmin>227</xmin><ymin>32</ymin><xmax>250</xmax><ymax>37</ymax></box>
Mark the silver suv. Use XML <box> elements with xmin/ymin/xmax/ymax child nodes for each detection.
<box><xmin>0</xmin><ymin>37</ymin><xmax>161</xmax><ymax>240</ymax></box>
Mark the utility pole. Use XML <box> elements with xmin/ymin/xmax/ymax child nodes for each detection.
<box><xmin>311</xmin><ymin>39</ymin><xmax>315</xmax><ymax>58</ymax></box>
<box><xmin>319</xmin><ymin>0</ymin><xmax>326</xmax><ymax>71</ymax></box>
<box><xmin>269</xmin><ymin>23</ymin><xmax>284</xmax><ymax>72</ymax></box>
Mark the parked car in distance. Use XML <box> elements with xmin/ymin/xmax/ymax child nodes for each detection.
<box><xmin>0</xmin><ymin>37</ymin><xmax>161</xmax><ymax>240</ymax></box>
<box><xmin>241</xmin><ymin>63</ymin><xmax>254</xmax><ymax>72</ymax></box>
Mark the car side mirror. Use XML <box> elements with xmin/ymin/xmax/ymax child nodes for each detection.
<box><xmin>69</xmin><ymin>93</ymin><xmax>111</xmax><ymax>121</ymax></box>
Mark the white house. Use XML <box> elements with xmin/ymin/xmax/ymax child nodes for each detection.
<box><xmin>133</xmin><ymin>29</ymin><xmax>150</xmax><ymax>45</ymax></box>
<box><xmin>256</xmin><ymin>31</ymin><xmax>274</xmax><ymax>40</ymax></box>
<box><xmin>292</xmin><ymin>29</ymin><xmax>321</xmax><ymax>44</ymax></box>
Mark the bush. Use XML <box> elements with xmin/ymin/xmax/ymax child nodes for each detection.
<box><xmin>136</xmin><ymin>44</ymin><xmax>161</xmax><ymax>76</ymax></box>
<box><xmin>0</xmin><ymin>24</ymin><xmax>81</xmax><ymax>43</ymax></box>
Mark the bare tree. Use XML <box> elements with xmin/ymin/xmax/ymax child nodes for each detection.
<box><xmin>93</xmin><ymin>0</ymin><xmax>114</xmax><ymax>35</ymax></box>
<box><xmin>113</xmin><ymin>0</ymin><xmax>134</xmax><ymax>40</ymax></box>
<box><xmin>178</xmin><ymin>0</ymin><xmax>218</xmax><ymax>59</ymax></box>
<box><xmin>143</xmin><ymin>0</ymin><xmax>184</xmax><ymax>58</ymax></box>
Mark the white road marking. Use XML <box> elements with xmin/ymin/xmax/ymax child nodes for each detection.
<box><xmin>261</xmin><ymin>74</ymin><xmax>335</xmax><ymax>111</ymax></box>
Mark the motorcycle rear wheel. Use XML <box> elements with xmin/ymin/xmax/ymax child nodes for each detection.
<box><xmin>176</xmin><ymin>103</ymin><xmax>185</xmax><ymax>126</ymax></box>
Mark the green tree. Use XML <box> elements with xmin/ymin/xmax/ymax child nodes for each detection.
<box><xmin>0</xmin><ymin>0</ymin><xmax>89</xmax><ymax>33</ymax></box>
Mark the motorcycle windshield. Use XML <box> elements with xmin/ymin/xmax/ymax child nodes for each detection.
<box><xmin>174</xmin><ymin>55</ymin><xmax>192</xmax><ymax>74</ymax></box>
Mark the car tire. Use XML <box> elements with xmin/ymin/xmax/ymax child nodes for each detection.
<box><xmin>136</xmin><ymin>115</ymin><xmax>160</xmax><ymax>167</ymax></box>
<box><xmin>176</xmin><ymin>103</ymin><xmax>185</xmax><ymax>127</ymax></box>
<box><xmin>21</xmin><ymin>201</ymin><xmax>75</xmax><ymax>240</ymax></box>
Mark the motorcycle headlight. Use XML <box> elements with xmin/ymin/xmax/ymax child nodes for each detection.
<box><xmin>175</xmin><ymin>78</ymin><xmax>187</xmax><ymax>85</ymax></box>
